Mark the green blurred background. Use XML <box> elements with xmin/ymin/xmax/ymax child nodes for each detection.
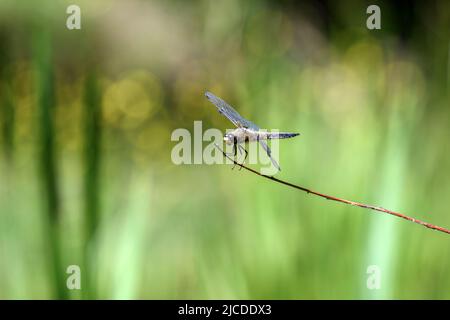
<box><xmin>0</xmin><ymin>0</ymin><xmax>449</xmax><ymax>299</ymax></box>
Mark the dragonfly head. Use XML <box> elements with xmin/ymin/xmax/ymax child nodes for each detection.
<box><xmin>223</xmin><ymin>133</ymin><xmax>235</xmax><ymax>145</ymax></box>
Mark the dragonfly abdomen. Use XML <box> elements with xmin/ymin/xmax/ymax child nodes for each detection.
<box><xmin>266</xmin><ymin>132</ymin><xmax>300</xmax><ymax>140</ymax></box>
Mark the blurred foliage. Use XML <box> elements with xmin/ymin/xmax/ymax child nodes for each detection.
<box><xmin>0</xmin><ymin>0</ymin><xmax>449</xmax><ymax>299</ymax></box>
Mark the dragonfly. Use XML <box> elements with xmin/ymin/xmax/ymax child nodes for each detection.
<box><xmin>205</xmin><ymin>91</ymin><xmax>300</xmax><ymax>171</ymax></box>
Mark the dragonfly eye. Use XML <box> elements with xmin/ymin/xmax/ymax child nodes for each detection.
<box><xmin>224</xmin><ymin>134</ymin><xmax>232</xmax><ymax>143</ymax></box>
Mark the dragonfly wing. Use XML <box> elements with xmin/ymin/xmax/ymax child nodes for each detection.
<box><xmin>205</xmin><ymin>91</ymin><xmax>260</xmax><ymax>129</ymax></box>
<box><xmin>240</xmin><ymin>117</ymin><xmax>260</xmax><ymax>130</ymax></box>
<box><xmin>259</xmin><ymin>140</ymin><xmax>281</xmax><ymax>171</ymax></box>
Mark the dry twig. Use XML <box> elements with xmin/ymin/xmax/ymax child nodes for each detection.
<box><xmin>215</xmin><ymin>144</ymin><xmax>450</xmax><ymax>235</ymax></box>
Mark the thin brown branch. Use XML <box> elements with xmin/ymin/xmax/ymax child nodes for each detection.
<box><xmin>216</xmin><ymin>145</ymin><xmax>450</xmax><ymax>235</ymax></box>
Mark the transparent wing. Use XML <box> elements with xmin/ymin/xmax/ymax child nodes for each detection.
<box><xmin>205</xmin><ymin>91</ymin><xmax>259</xmax><ymax>130</ymax></box>
<box><xmin>259</xmin><ymin>140</ymin><xmax>281</xmax><ymax>171</ymax></box>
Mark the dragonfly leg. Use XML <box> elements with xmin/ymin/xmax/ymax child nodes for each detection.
<box><xmin>231</xmin><ymin>140</ymin><xmax>238</xmax><ymax>170</ymax></box>
<box><xmin>237</xmin><ymin>145</ymin><xmax>248</xmax><ymax>170</ymax></box>
<box><xmin>242</xmin><ymin>146</ymin><xmax>248</xmax><ymax>162</ymax></box>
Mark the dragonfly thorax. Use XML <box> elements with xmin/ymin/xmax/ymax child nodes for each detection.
<box><xmin>224</xmin><ymin>128</ymin><xmax>261</xmax><ymax>145</ymax></box>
